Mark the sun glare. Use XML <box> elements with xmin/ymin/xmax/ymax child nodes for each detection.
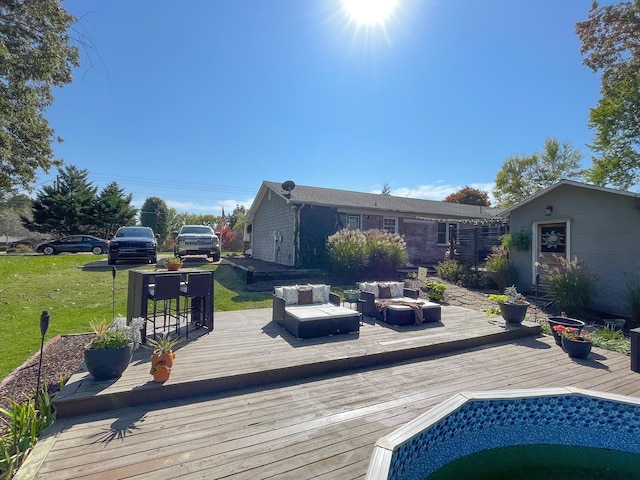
<box><xmin>342</xmin><ymin>0</ymin><xmax>398</xmax><ymax>26</ymax></box>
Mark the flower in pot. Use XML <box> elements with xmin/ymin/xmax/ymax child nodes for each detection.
<box><xmin>553</xmin><ymin>325</ymin><xmax>592</xmax><ymax>359</ymax></box>
<box><xmin>84</xmin><ymin>316</ymin><xmax>144</xmax><ymax>380</ymax></box>
<box><xmin>164</xmin><ymin>255</ymin><xmax>183</xmax><ymax>270</ymax></box>
<box><xmin>488</xmin><ymin>285</ymin><xmax>530</xmax><ymax>324</ymax></box>
<box><xmin>147</xmin><ymin>333</ymin><xmax>180</xmax><ymax>383</ymax></box>
<box><xmin>547</xmin><ymin>312</ymin><xmax>586</xmax><ymax>346</ymax></box>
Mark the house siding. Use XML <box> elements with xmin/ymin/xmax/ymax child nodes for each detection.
<box><xmin>252</xmin><ymin>193</ymin><xmax>296</xmax><ymax>266</ymax></box>
<box><xmin>509</xmin><ymin>184</ymin><xmax>640</xmax><ymax>316</ymax></box>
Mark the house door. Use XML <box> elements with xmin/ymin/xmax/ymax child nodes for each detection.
<box><xmin>536</xmin><ymin>222</ymin><xmax>568</xmax><ymax>281</ymax></box>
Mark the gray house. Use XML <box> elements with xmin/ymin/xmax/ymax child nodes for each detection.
<box><xmin>499</xmin><ymin>179</ymin><xmax>640</xmax><ymax>316</ymax></box>
<box><xmin>244</xmin><ymin>180</ymin><xmax>505</xmax><ymax>269</ymax></box>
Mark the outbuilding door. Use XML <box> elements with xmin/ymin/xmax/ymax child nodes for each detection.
<box><xmin>534</xmin><ymin>221</ymin><xmax>569</xmax><ymax>284</ymax></box>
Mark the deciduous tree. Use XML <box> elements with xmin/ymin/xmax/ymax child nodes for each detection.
<box><xmin>444</xmin><ymin>186</ymin><xmax>490</xmax><ymax>206</ymax></box>
<box><xmin>493</xmin><ymin>138</ymin><xmax>583</xmax><ymax>207</ymax></box>
<box><xmin>0</xmin><ymin>0</ymin><xmax>79</xmax><ymax>190</ymax></box>
<box><xmin>140</xmin><ymin>197</ymin><xmax>169</xmax><ymax>240</ymax></box>
<box><xmin>576</xmin><ymin>1</ymin><xmax>640</xmax><ymax>188</ymax></box>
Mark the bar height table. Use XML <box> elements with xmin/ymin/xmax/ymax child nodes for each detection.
<box><xmin>127</xmin><ymin>268</ymin><xmax>214</xmax><ymax>343</ymax></box>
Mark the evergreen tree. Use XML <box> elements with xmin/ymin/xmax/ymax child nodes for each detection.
<box><xmin>22</xmin><ymin>165</ymin><xmax>97</xmax><ymax>237</ymax></box>
<box><xmin>95</xmin><ymin>182</ymin><xmax>137</xmax><ymax>238</ymax></box>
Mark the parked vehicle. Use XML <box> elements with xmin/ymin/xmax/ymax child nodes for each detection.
<box><xmin>108</xmin><ymin>226</ymin><xmax>157</xmax><ymax>265</ymax></box>
<box><xmin>36</xmin><ymin>235</ymin><xmax>109</xmax><ymax>255</ymax></box>
<box><xmin>174</xmin><ymin>225</ymin><xmax>220</xmax><ymax>261</ymax></box>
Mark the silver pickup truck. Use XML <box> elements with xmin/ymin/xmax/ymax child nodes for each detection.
<box><xmin>174</xmin><ymin>225</ymin><xmax>220</xmax><ymax>261</ymax></box>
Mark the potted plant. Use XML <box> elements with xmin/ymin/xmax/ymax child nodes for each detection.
<box><xmin>164</xmin><ymin>255</ymin><xmax>183</xmax><ymax>271</ymax></box>
<box><xmin>148</xmin><ymin>333</ymin><xmax>180</xmax><ymax>382</ymax></box>
<box><xmin>547</xmin><ymin>313</ymin><xmax>586</xmax><ymax>346</ymax></box>
<box><xmin>488</xmin><ymin>285</ymin><xmax>530</xmax><ymax>324</ymax></box>
<box><xmin>553</xmin><ymin>325</ymin><xmax>592</xmax><ymax>358</ymax></box>
<box><xmin>84</xmin><ymin>316</ymin><xmax>144</xmax><ymax>380</ymax></box>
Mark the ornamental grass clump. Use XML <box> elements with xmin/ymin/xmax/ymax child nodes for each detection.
<box><xmin>0</xmin><ymin>385</ymin><xmax>55</xmax><ymax>478</ymax></box>
<box><xmin>88</xmin><ymin>316</ymin><xmax>144</xmax><ymax>350</ymax></box>
<box><xmin>545</xmin><ymin>255</ymin><xmax>595</xmax><ymax>317</ymax></box>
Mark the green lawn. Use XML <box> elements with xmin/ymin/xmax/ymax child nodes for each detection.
<box><xmin>0</xmin><ymin>255</ymin><xmax>273</xmax><ymax>379</ymax></box>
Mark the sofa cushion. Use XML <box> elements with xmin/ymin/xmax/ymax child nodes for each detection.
<box><xmin>359</xmin><ymin>282</ymin><xmax>379</xmax><ymax>297</ymax></box>
<box><xmin>378</xmin><ymin>284</ymin><xmax>392</xmax><ymax>298</ymax></box>
<box><xmin>280</xmin><ymin>286</ymin><xmax>298</xmax><ymax>305</ymax></box>
<box><xmin>309</xmin><ymin>284</ymin><xmax>330</xmax><ymax>303</ymax></box>
<box><xmin>389</xmin><ymin>282</ymin><xmax>403</xmax><ymax>298</ymax></box>
<box><xmin>297</xmin><ymin>288</ymin><xmax>314</xmax><ymax>305</ymax></box>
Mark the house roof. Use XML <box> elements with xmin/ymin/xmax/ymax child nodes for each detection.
<box><xmin>248</xmin><ymin>180</ymin><xmax>504</xmax><ymax>220</ymax></box>
<box><xmin>498</xmin><ymin>179</ymin><xmax>640</xmax><ymax>216</ymax></box>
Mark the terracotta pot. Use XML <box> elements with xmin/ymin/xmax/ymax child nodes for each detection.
<box><xmin>548</xmin><ymin>317</ymin><xmax>585</xmax><ymax>346</ymax></box>
<box><xmin>499</xmin><ymin>302</ymin><xmax>530</xmax><ymax>325</ymax></box>
<box><xmin>165</xmin><ymin>263</ymin><xmax>182</xmax><ymax>271</ymax></box>
<box><xmin>150</xmin><ymin>351</ymin><xmax>175</xmax><ymax>382</ymax></box>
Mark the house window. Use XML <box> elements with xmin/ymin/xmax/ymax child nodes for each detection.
<box><xmin>347</xmin><ymin>215</ymin><xmax>360</xmax><ymax>230</ymax></box>
<box><xmin>383</xmin><ymin>217</ymin><xmax>397</xmax><ymax>234</ymax></box>
<box><xmin>438</xmin><ymin>222</ymin><xmax>457</xmax><ymax>245</ymax></box>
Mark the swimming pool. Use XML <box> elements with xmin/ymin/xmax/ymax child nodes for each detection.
<box><xmin>366</xmin><ymin>387</ymin><xmax>640</xmax><ymax>480</ymax></box>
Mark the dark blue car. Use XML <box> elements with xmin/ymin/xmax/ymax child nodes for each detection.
<box><xmin>36</xmin><ymin>235</ymin><xmax>109</xmax><ymax>255</ymax></box>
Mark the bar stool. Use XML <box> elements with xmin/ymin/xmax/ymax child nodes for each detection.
<box><xmin>180</xmin><ymin>272</ymin><xmax>211</xmax><ymax>338</ymax></box>
<box><xmin>147</xmin><ymin>274</ymin><xmax>182</xmax><ymax>340</ymax></box>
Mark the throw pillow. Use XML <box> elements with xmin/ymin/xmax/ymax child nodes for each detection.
<box><xmin>310</xmin><ymin>284</ymin><xmax>329</xmax><ymax>303</ymax></box>
<box><xmin>390</xmin><ymin>282</ymin><xmax>403</xmax><ymax>298</ymax></box>
<box><xmin>298</xmin><ymin>288</ymin><xmax>314</xmax><ymax>305</ymax></box>
<box><xmin>378</xmin><ymin>284</ymin><xmax>392</xmax><ymax>299</ymax></box>
<box><xmin>282</xmin><ymin>286</ymin><xmax>298</xmax><ymax>305</ymax></box>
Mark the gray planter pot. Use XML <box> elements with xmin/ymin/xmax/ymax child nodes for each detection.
<box><xmin>547</xmin><ymin>317</ymin><xmax>585</xmax><ymax>346</ymax></box>
<box><xmin>499</xmin><ymin>302</ymin><xmax>530</xmax><ymax>325</ymax></box>
<box><xmin>84</xmin><ymin>343</ymin><xmax>133</xmax><ymax>380</ymax></box>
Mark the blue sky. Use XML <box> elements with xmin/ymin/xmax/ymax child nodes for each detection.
<box><xmin>40</xmin><ymin>0</ymin><xmax>610</xmax><ymax>215</ymax></box>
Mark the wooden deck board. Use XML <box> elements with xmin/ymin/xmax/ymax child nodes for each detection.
<box><xmin>15</xmin><ymin>306</ymin><xmax>640</xmax><ymax>480</ymax></box>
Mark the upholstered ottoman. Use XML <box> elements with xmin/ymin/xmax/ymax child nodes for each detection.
<box><xmin>284</xmin><ymin>304</ymin><xmax>361</xmax><ymax>339</ymax></box>
<box><xmin>382</xmin><ymin>302</ymin><xmax>442</xmax><ymax>326</ymax></box>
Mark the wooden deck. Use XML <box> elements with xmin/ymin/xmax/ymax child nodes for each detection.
<box><xmin>15</xmin><ymin>306</ymin><xmax>640</xmax><ymax>479</ymax></box>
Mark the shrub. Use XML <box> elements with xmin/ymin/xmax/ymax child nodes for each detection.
<box><xmin>327</xmin><ymin>228</ymin><xmax>409</xmax><ymax>281</ymax></box>
<box><xmin>460</xmin><ymin>267</ymin><xmax>491</xmax><ymax>289</ymax></box>
<box><xmin>484</xmin><ymin>245</ymin><xmax>516</xmax><ymax>290</ymax></box>
<box><xmin>424</xmin><ymin>280</ymin><xmax>447</xmax><ymax>302</ymax></box>
<box><xmin>545</xmin><ymin>255</ymin><xmax>595</xmax><ymax>317</ymax></box>
<box><xmin>436</xmin><ymin>259</ymin><xmax>463</xmax><ymax>283</ymax></box>
<box><xmin>326</xmin><ymin>228</ymin><xmax>367</xmax><ymax>281</ymax></box>
<box><xmin>362</xmin><ymin>229</ymin><xmax>408</xmax><ymax>279</ymax></box>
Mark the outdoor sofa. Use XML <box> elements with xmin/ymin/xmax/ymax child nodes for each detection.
<box><xmin>272</xmin><ymin>284</ymin><xmax>361</xmax><ymax>339</ymax></box>
<box><xmin>358</xmin><ymin>281</ymin><xmax>441</xmax><ymax>326</ymax></box>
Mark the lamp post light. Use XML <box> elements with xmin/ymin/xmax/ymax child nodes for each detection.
<box><xmin>36</xmin><ymin>310</ymin><xmax>50</xmax><ymax>396</ymax></box>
